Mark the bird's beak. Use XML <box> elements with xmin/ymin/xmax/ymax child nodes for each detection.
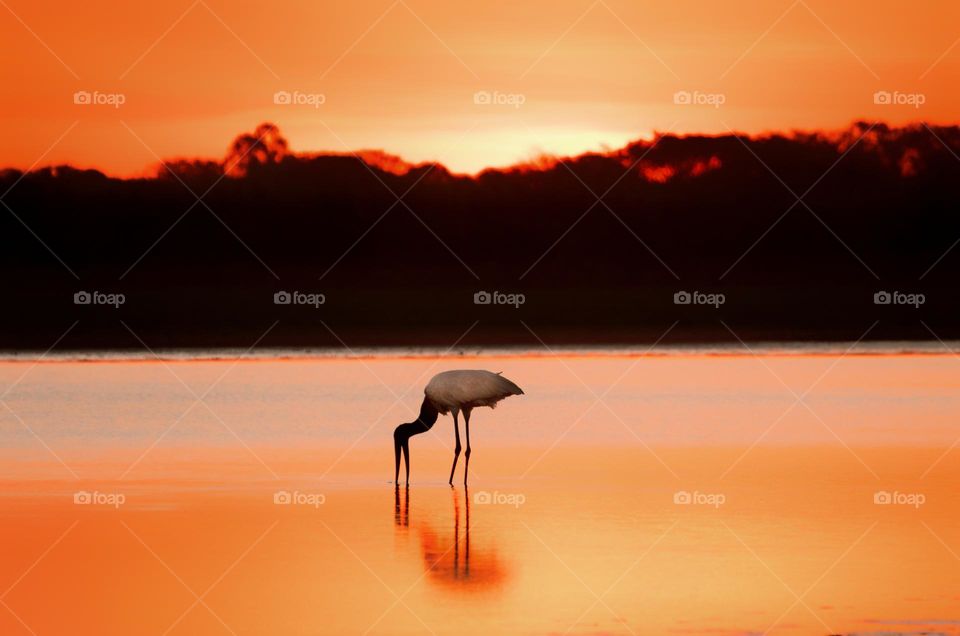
<box><xmin>394</xmin><ymin>434</ymin><xmax>402</xmax><ymax>484</ymax></box>
<box><xmin>394</xmin><ymin>426</ymin><xmax>410</xmax><ymax>485</ymax></box>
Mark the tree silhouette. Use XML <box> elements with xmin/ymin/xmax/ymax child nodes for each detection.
<box><xmin>224</xmin><ymin>123</ymin><xmax>288</xmax><ymax>177</ymax></box>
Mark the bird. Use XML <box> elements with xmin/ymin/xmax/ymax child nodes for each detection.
<box><xmin>394</xmin><ymin>370</ymin><xmax>524</xmax><ymax>486</ymax></box>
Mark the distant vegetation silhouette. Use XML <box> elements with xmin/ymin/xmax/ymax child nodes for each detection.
<box><xmin>1</xmin><ymin>121</ymin><xmax>958</xmax><ymax>349</ymax></box>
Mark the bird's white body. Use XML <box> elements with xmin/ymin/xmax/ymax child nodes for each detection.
<box><xmin>395</xmin><ymin>369</ymin><xmax>523</xmax><ymax>485</ymax></box>
<box><xmin>424</xmin><ymin>370</ymin><xmax>524</xmax><ymax>414</ymax></box>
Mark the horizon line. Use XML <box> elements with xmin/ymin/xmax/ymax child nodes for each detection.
<box><xmin>2</xmin><ymin>118</ymin><xmax>956</xmax><ymax>182</ymax></box>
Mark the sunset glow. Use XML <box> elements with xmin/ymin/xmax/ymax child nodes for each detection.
<box><xmin>3</xmin><ymin>0</ymin><xmax>960</xmax><ymax>175</ymax></box>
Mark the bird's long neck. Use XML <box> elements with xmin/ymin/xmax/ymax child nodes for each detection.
<box><xmin>411</xmin><ymin>396</ymin><xmax>439</xmax><ymax>434</ymax></box>
<box><xmin>395</xmin><ymin>397</ymin><xmax>438</xmax><ymax>484</ymax></box>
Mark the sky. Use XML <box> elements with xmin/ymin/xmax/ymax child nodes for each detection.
<box><xmin>2</xmin><ymin>0</ymin><xmax>959</xmax><ymax>176</ymax></box>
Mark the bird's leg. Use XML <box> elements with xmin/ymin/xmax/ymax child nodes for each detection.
<box><xmin>463</xmin><ymin>409</ymin><xmax>472</xmax><ymax>486</ymax></box>
<box><xmin>401</xmin><ymin>440</ymin><xmax>410</xmax><ymax>486</ymax></box>
<box><xmin>448</xmin><ymin>410</ymin><xmax>462</xmax><ymax>486</ymax></box>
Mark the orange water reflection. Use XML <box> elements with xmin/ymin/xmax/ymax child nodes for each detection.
<box><xmin>1</xmin><ymin>446</ymin><xmax>959</xmax><ymax>635</ymax></box>
<box><xmin>1</xmin><ymin>355</ymin><xmax>959</xmax><ymax>634</ymax></box>
<box><xmin>395</xmin><ymin>486</ymin><xmax>509</xmax><ymax>593</ymax></box>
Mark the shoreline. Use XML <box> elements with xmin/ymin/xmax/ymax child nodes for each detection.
<box><xmin>0</xmin><ymin>340</ymin><xmax>958</xmax><ymax>362</ymax></box>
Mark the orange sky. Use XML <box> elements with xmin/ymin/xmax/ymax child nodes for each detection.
<box><xmin>2</xmin><ymin>0</ymin><xmax>959</xmax><ymax>176</ymax></box>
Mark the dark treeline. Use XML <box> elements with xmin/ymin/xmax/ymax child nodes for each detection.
<box><xmin>2</xmin><ymin>121</ymin><xmax>958</xmax><ymax>350</ymax></box>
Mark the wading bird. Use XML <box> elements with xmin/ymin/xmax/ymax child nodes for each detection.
<box><xmin>394</xmin><ymin>370</ymin><xmax>523</xmax><ymax>486</ymax></box>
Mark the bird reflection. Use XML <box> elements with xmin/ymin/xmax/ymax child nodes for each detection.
<box><xmin>394</xmin><ymin>484</ymin><xmax>409</xmax><ymax>527</ymax></box>
<box><xmin>393</xmin><ymin>486</ymin><xmax>508</xmax><ymax>591</ymax></box>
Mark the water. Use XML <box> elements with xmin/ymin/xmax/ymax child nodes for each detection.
<box><xmin>0</xmin><ymin>351</ymin><xmax>958</xmax><ymax>635</ymax></box>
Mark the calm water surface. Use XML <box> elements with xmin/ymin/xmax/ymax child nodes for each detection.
<box><xmin>0</xmin><ymin>351</ymin><xmax>958</xmax><ymax>635</ymax></box>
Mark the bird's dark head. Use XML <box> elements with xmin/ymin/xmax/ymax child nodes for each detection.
<box><xmin>394</xmin><ymin>398</ymin><xmax>440</xmax><ymax>485</ymax></box>
<box><xmin>392</xmin><ymin>422</ymin><xmax>415</xmax><ymax>446</ymax></box>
